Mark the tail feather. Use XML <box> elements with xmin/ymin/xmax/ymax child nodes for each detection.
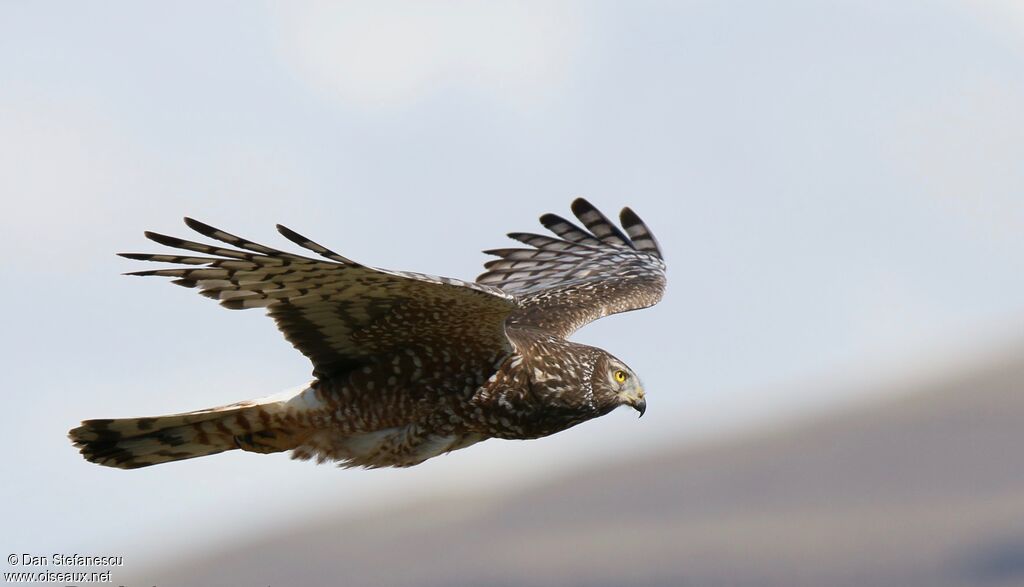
<box><xmin>70</xmin><ymin>399</ymin><xmax>305</xmax><ymax>469</ymax></box>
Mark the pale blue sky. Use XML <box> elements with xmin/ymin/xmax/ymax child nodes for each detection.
<box><xmin>2</xmin><ymin>0</ymin><xmax>1023</xmax><ymax>570</ymax></box>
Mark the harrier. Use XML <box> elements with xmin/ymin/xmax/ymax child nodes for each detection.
<box><xmin>70</xmin><ymin>199</ymin><xmax>666</xmax><ymax>469</ymax></box>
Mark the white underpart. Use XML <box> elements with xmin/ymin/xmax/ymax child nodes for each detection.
<box><xmin>339</xmin><ymin>428</ymin><xmax>397</xmax><ymax>455</ymax></box>
<box><xmin>415</xmin><ymin>434</ymin><xmax>460</xmax><ymax>459</ymax></box>
<box><xmin>316</xmin><ymin>426</ymin><xmax>464</xmax><ymax>465</ymax></box>
<box><xmin>238</xmin><ymin>386</ymin><xmax>472</xmax><ymax>465</ymax></box>
<box><xmin>256</xmin><ymin>383</ymin><xmax>323</xmax><ymax>411</ymax></box>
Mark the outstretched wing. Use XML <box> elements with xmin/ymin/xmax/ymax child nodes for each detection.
<box><xmin>123</xmin><ymin>219</ymin><xmax>517</xmax><ymax>378</ymax></box>
<box><xmin>477</xmin><ymin>198</ymin><xmax>666</xmax><ymax>338</ymax></box>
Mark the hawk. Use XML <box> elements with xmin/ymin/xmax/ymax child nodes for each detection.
<box><xmin>70</xmin><ymin>199</ymin><xmax>666</xmax><ymax>469</ymax></box>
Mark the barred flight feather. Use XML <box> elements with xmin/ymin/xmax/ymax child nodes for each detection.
<box><xmin>476</xmin><ymin>198</ymin><xmax>665</xmax><ymax>337</ymax></box>
<box><xmin>570</xmin><ymin>198</ymin><xmax>633</xmax><ymax>248</ymax></box>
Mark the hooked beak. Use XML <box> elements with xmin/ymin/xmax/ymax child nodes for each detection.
<box><xmin>626</xmin><ymin>390</ymin><xmax>646</xmax><ymax>418</ymax></box>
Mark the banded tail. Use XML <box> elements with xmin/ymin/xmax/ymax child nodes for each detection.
<box><xmin>69</xmin><ymin>388</ymin><xmax>316</xmax><ymax>469</ymax></box>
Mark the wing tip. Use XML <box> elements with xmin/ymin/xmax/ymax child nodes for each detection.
<box><xmin>142</xmin><ymin>230</ymin><xmax>183</xmax><ymax>248</ymax></box>
<box><xmin>276</xmin><ymin>224</ymin><xmax>358</xmax><ymax>265</ymax></box>
<box><xmin>618</xmin><ymin>206</ymin><xmax>664</xmax><ymax>260</ymax></box>
<box><xmin>567</xmin><ymin>197</ymin><xmax>632</xmax><ymax>248</ymax></box>
<box><xmin>538</xmin><ymin>212</ymin><xmax>566</xmax><ymax>227</ymax></box>
<box><xmin>569</xmin><ymin>197</ymin><xmax>595</xmax><ymax>215</ymax></box>
<box><xmin>275</xmin><ymin>223</ymin><xmax>301</xmax><ymax>241</ymax></box>
<box><xmin>183</xmin><ymin>217</ymin><xmax>218</xmax><ymax>236</ymax></box>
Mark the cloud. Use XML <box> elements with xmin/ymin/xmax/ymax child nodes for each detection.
<box><xmin>958</xmin><ymin>0</ymin><xmax>1024</xmax><ymax>52</ymax></box>
<box><xmin>269</xmin><ymin>1</ymin><xmax>584</xmax><ymax>108</ymax></box>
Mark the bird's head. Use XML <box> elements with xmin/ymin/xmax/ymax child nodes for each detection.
<box><xmin>592</xmin><ymin>352</ymin><xmax>646</xmax><ymax>417</ymax></box>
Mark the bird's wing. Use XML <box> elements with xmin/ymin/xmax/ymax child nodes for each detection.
<box><xmin>122</xmin><ymin>219</ymin><xmax>517</xmax><ymax>378</ymax></box>
<box><xmin>476</xmin><ymin>198</ymin><xmax>666</xmax><ymax>338</ymax></box>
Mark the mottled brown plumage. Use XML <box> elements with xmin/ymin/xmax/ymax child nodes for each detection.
<box><xmin>70</xmin><ymin>199</ymin><xmax>666</xmax><ymax>469</ymax></box>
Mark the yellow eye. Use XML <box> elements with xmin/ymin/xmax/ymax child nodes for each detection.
<box><xmin>614</xmin><ymin>369</ymin><xmax>628</xmax><ymax>383</ymax></box>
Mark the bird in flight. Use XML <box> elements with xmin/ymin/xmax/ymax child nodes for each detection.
<box><xmin>70</xmin><ymin>199</ymin><xmax>666</xmax><ymax>469</ymax></box>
